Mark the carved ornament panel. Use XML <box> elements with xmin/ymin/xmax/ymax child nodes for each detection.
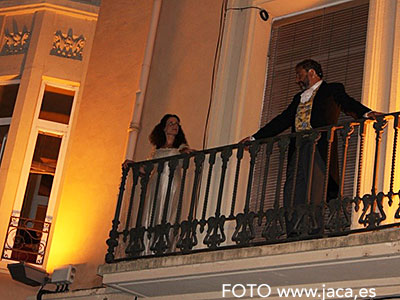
<box><xmin>50</xmin><ymin>29</ymin><xmax>86</xmax><ymax>61</ymax></box>
<box><xmin>0</xmin><ymin>24</ymin><xmax>31</xmax><ymax>56</ymax></box>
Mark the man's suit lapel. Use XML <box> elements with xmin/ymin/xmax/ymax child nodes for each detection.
<box><xmin>310</xmin><ymin>81</ymin><xmax>329</xmax><ymax>126</ymax></box>
<box><xmin>312</xmin><ymin>81</ymin><xmax>328</xmax><ymax>107</ymax></box>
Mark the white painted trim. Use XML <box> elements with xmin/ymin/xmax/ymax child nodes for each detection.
<box><xmin>10</xmin><ymin>78</ymin><xmax>79</xmax><ymax>265</ymax></box>
<box><xmin>0</xmin><ymin>118</ymin><xmax>11</xmax><ymax>126</ymax></box>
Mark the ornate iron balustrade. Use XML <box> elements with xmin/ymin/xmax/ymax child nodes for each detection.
<box><xmin>106</xmin><ymin>113</ymin><xmax>400</xmax><ymax>263</ymax></box>
<box><xmin>2</xmin><ymin>215</ymin><xmax>51</xmax><ymax>265</ymax></box>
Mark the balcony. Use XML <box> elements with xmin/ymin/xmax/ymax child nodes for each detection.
<box><xmin>99</xmin><ymin>113</ymin><xmax>400</xmax><ymax>299</ymax></box>
<box><xmin>2</xmin><ymin>215</ymin><xmax>51</xmax><ymax>265</ymax></box>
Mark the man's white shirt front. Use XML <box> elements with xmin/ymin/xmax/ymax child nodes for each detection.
<box><xmin>300</xmin><ymin>80</ymin><xmax>322</xmax><ymax>103</ymax></box>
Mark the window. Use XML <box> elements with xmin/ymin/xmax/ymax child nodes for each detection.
<box><xmin>39</xmin><ymin>86</ymin><xmax>74</xmax><ymax>124</ymax></box>
<box><xmin>2</xmin><ymin>81</ymin><xmax>78</xmax><ymax>265</ymax></box>
<box><xmin>0</xmin><ymin>82</ymin><xmax>19</xmax><ymax>165</ymax></box>
<box><xmin>250</xmin><ymin>0</ymin><xmax>369</xmax><ymax>223</ymax></box>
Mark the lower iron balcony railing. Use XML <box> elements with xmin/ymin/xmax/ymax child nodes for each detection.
<box><xmin>2</xmin><ymin>215</ymin><xmax>51</xmax><ymax>265</ymax></box>
<box><xmin>106</xmin><ymin>113</ymin><xmax>400</xmax><ymax>263</ymax></box>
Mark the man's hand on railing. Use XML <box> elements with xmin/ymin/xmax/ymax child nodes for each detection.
<box><xmin>239</xmin><ymin>136</ymin><xmax>253</xmax><ymax>151</ymax></box>
<box><xmin>366</xmin><ymin>111</ymin><xmax>384</xmax><ymax>120</ymax></box>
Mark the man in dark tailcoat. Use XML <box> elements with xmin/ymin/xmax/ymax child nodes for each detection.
<box><xmin>241</xmin><ymin>59</ymin><xmax>380</xmax><ymax>235</ymax></box>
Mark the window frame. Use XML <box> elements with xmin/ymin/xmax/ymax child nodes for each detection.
<box><xmin>0</xmin><ymin>79</ymin><xmax>20</xmax><ymax>165</ymax></box>
<box><xmin>5</xmin><ymin>78</ymin><xmax>79</xmax><ymax>265</ymax></box>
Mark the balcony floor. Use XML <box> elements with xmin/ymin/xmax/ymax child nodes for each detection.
<box><xmin>98</xmin><ymin>227</ymin><xmax>400</xmax><ymax>299</ymax></box>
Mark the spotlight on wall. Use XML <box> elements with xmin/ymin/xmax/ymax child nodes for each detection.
<box><xmin>7</xmin><ymin>262</ymin><xmax>49</xmax><ymax>287</ymax></box>
<box><xmin>259</xmin><ymin>9</ymin><xmax>269</xmax><ymax>21</ymax></box>
<box><xmin>8</xmin><ymin>262</ymin><xmax>76</xmax><ymax>299</ymax></box>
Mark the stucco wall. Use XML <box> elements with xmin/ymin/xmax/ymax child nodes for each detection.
<box><xmin>134</xmin><ymin>0</ymin><xmax>223</xmax><ymax>160</ymax></box>
<box><xmin>45</xmin><ymin>0</ymin><xmax>154</xmax><ymax>290</ymax></box>
<box><xmin>0</xmin><ymin>273</ymin><xmax>37</xmax><ymax>300</ymax></box>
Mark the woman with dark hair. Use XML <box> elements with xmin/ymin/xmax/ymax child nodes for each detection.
<box><xmin>145</xmin><ymin>114</ymin><xmax>192</xmax><ymax>252</ymax></box>
<box><xmin>125</xmin><ymin>114</ymin><xmax>192</xmax><ymax>253</ymax></box>
<box><xmin>148</xmin><ymin>114</ymin><xmax>189</xmax><ymax>152</ymax></box>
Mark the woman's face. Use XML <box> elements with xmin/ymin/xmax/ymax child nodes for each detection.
<box><xmin>164</xmin><ymin>117</ymin><xmax>180</xmax><ymax>136</ymax></box>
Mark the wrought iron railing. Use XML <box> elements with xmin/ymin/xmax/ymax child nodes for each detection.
<box><xmin>106</xmin><ymin>113</ymin><xmax>400</xmax><ymax>263</ymax></box>
<box><xmin>2</xmin><ymin>215</ymin><xmax>51</xmax><ymax>265</ymax></box>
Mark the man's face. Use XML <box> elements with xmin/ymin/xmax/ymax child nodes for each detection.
<box><xmin>295</xmin><ymin>67</ymin><xmax>311</xmax><ymax>90</ymax></box>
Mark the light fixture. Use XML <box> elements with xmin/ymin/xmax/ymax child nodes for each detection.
<box><xmin>8</xmin><ymin>262</ymin><xmax>76</xmax><ymax>299</ymax></box>
<box><xmin>7</xmin><ymin>262</ymin><xmax>49</xmax><ymax>287</ymax></box>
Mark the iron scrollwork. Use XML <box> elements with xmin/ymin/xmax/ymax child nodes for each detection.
<box><xmin>107</xmin><ymin>113</ymin><xmax>400</xmax><ymax>262</ymax></box>
<box><xmin>203</xmin><ymin>215</ymin><xmax>226</xmax><ymax>249</ymax></box>
<box><xmin>2</xmin><ymin>216</ymin><xmax>51</xmax><ymax>265</ymax></box>
<box><xmin>177</xmin><ymin>219</ymin><xmax>198</xmax><ymax>253</ymax></box>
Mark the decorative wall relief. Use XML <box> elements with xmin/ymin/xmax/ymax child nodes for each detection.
<box><xmin>0</xmin><ymin>23</ymin><xmax>31</xmax><ymax>56</ymax></box>
<box><xmin>50</xmin><ymin>29</ymin><xmax>86</xmax><ymax>61</ymax></box>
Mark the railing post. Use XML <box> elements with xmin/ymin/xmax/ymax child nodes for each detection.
<box><xmin>326</xmin><ymin>124</ymin><xmax>354</xmax><ymax>232</ymax></box>
<box><xmin>149</xmin><ymin>161</ymin><xmax>166</xmax><ymax>229</ymax></box>
<box><xmin>123</xmin><ymin>165</ymin><xmax>140</xmax><ymax>242</ymax></box>
<box><xmin>175</xmin><ymin>155</ymin><xmax>190</xmax><ymax>232</ymax></box>
<box><xmin>258</xmin><ymin>141</ymin><xmax>274</xmax><ymax>226</ymax></box>
<box><xmin>203</xmin><ymin>148</ymin><xmax>232</xmax><ymax>249</ymax></box>
<box><xmin>105</xmin><ymin>166</ymin><xmax>129</xmax><ymax>263</ymax></box>
<box><xmin>262</xmin><ymin>138</ymin><xmax>287</xmax><ymax>240</ymax></box>
<box><xmin>229</xmin><ymin>144</ymin><xmax>244</xmax><ymax>219</ymax></box>
<box><xmin>177</xmin><ymin>153</ymin><xmax>204</xmax><ymax>253</ymax></box>
<box><xmin>200</xmin><ymin>151</ymin><xmax>216</xmax><ymax>232</ymax></box>
<box><xmin>393</xmin><ymin>114</ymin><xmax>400</xmax><ymax>219</ymax></box>
<box><xmin>150</xmin><ymin>158</ymin><xmax>178</xmax><ymax>255</ymax></box>
<box><xmin>232</xmin><ymin>141</ymin><xmax>259</xmax><ymax>245</ymax></box>
<box><xmin>389</xmin><ymin>114</ymin><xmax>399</xmax><ymax>207</ymax></box>
<box><xmin>293</xmin><ymin>131</ymin><xmax>321</xmax><ymax>236</ymax></box>
<box><xmin>125</xmin><ymin>162</ymin><xmax>153</xmax><ymax>257</ymax></box>
<box><xmin>359</xmin><ymin>117</ymin><xmax>388</xmax><ymax>228</ymax></box>
<box><xmin>321</xmin><ymin>126</ymin><xmax>335</xmax><ymax>233</ymax></box>
<box><xmin>354</xmin><ymin>121</ymin><xmax>366</xmax><ymax>212</ymax></box>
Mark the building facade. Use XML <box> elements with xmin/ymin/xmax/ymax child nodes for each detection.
<box><xmin>0</xmin><ymin>0</ymin><xmax>99</xmax><ymax>298</ymax></box>
<box><xmin>0</xmin><ymin>0</ymin><xmax>400</xmax><ymax>299</ymax></box>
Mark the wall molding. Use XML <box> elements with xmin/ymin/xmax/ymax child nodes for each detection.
<box><xmin>50</xmin><ymin>29</ymin><xmax>85</xmax><ymax>61</ymax></box>
<box><xmin>0</xmin><ymin>22</ymin><xmax>31</xmax><ymax>56</ymax></box>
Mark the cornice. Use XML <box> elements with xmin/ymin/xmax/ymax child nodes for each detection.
<box><xmin>0</xmin><ymin>1</ymin><xmax>99</xmax><ymax>20</ymax></box>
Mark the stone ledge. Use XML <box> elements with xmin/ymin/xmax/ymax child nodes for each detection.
<box><xmin>27</xmin><ymin>287</ymin><xmax>132</xmax><ymax>300</ymax></box>
<box><xmin>98</xmin><ymin>226</ymin><xmax>400</xmax><ymax>275</ymax></box>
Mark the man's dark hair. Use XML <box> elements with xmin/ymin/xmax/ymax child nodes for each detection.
<box><xmin>296</xmin><ymin>59</ymin><xmax>323</xmax><ymax>78</ymax></box>
<box><xmin>149</xmin><ymin>114</ymin><xmax>188</xmax><ymax>149</ymax></box>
